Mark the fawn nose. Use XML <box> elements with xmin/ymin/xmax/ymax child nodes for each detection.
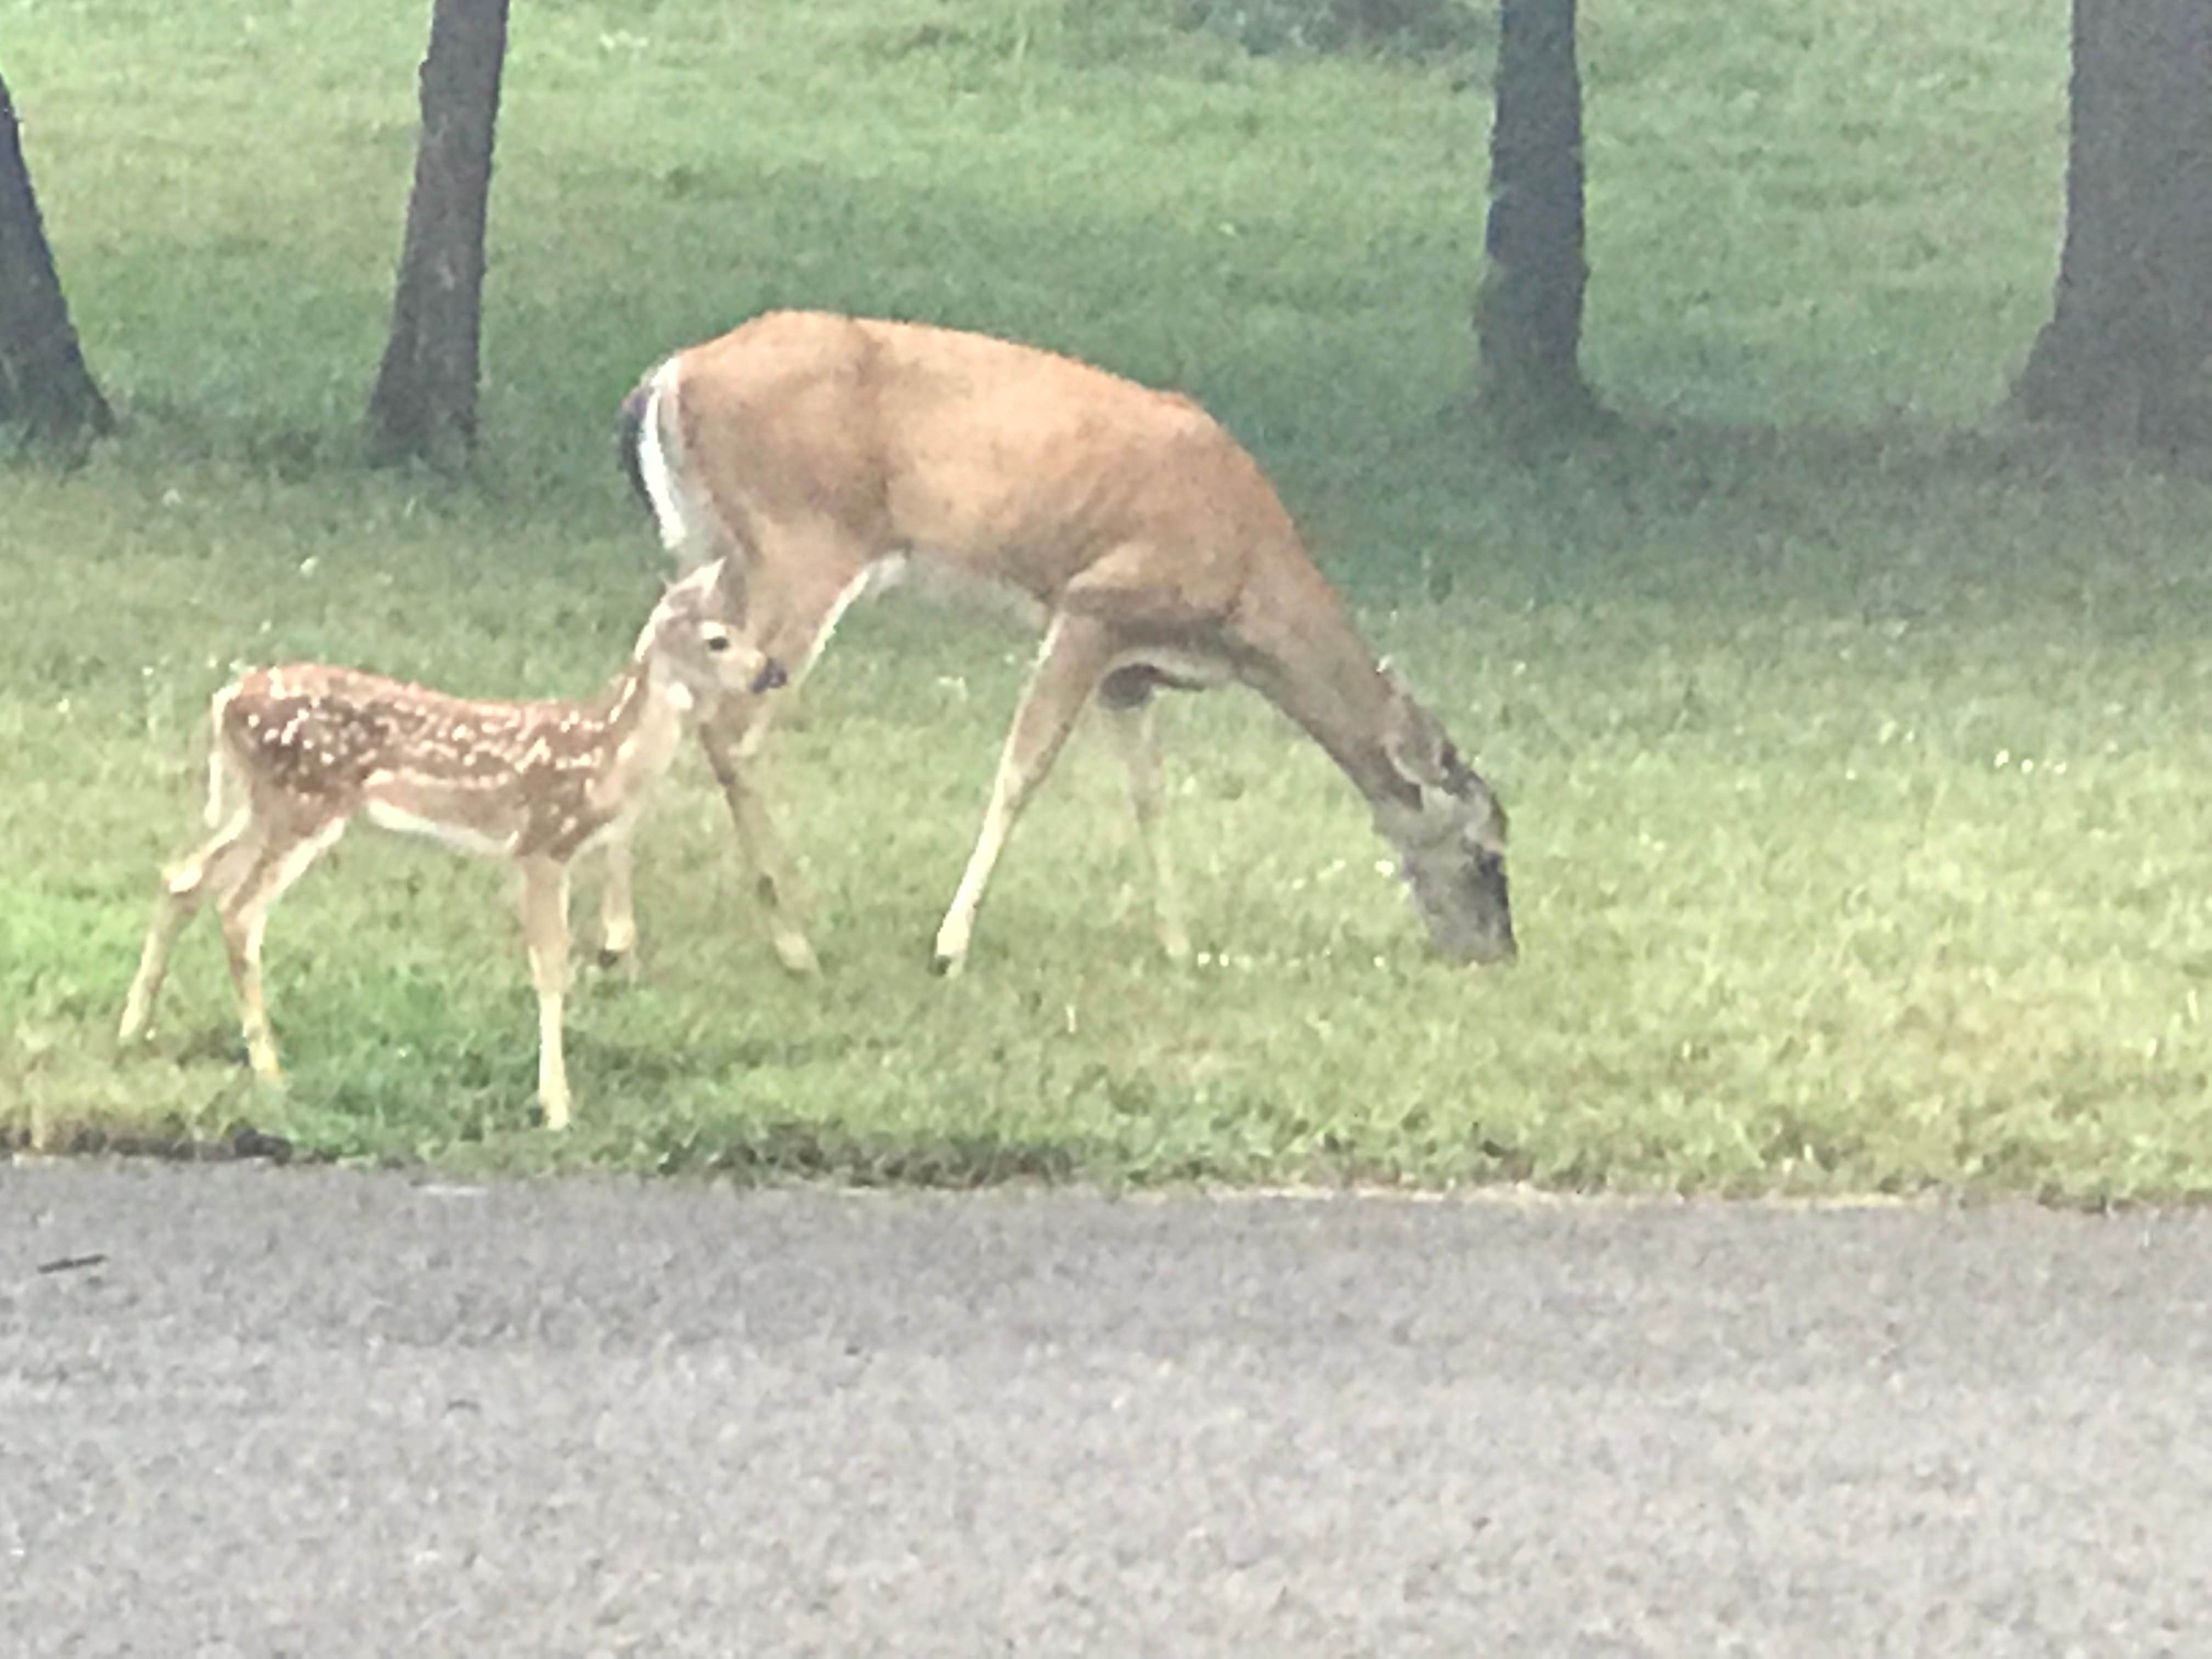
<box><xmin>750</xmin><ymin>658</ymin><xmax>788</xmax><ymax>695</ymax></box>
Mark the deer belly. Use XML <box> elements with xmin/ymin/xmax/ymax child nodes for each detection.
<box><xmin>891</xmin><ymin>549</ymin><xmax>1052</xmax><ymax>629</ymax></box>
<box><xmin>363</xmin><ymin>780</ymin><xmax>525</xmax><ymax>859</ymax></box>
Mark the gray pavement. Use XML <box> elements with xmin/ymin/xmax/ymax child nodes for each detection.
<box><xmin>3</xmin><ymin>1160</ymin><xmax>2210</xmax><ymax>1656</ymax></box>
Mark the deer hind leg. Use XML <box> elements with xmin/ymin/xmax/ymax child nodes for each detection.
<box><xmin>216</xmin><ymin>815</ymin><xmax>347</xmax><ymax>1084</ymax></box>
<box><xmin>1097</xmin><ymin>674</ymin><xmax>1191</xmax><ymax>964</ymax></box>
<box><xmin>932</xmin><ymin>611</ymin><xmax>1118</xmax><ymax>977</ymax></box>
<box><xmin>118</xmin><ymin>809</ymin><xmax>263</xmax><ymax>1046</ymax></box>
<box><xmin>518</xmin><ymin>855</ymin><xmax>575</xmax><ymax>1130</ymax></box>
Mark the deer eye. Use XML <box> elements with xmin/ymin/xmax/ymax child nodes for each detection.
<box><xmin>702</xmin><ymin>630</ymin><xmax>732</xmax><ymax>654</ymax></box>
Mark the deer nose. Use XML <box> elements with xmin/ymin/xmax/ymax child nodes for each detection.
<box><xmin>749</xmin><ymin>658</ymin><xmax>788</xmax><ymax>695</ymax></box>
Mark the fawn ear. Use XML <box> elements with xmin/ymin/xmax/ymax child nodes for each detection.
<box><xmin>703</xmin><ymin>555</ymin><xmax>749</xmax><ymax>613</ymax></box>
<box><xmin>659</xmin><ymin>558</ymin><xmax>743</xmax><ymax>619</ymax></box>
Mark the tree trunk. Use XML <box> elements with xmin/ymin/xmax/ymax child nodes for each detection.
<box><xmin>0</xmin><ymin>64</ymin><xmax>112</xmax><ymax>444</ymax></box>
<box><xmin>1474</xmin><ymin>0</ymin><xmax>1603</xmax><ymax>438</ymax></box>
<box><xmin>366</xmin><ymin>0</ymin><xmax>510</xmax><ymax>468</ymax></box>
<box><xmin>2012</xmin><ymin>0</ymin><xmax>2212</xmax><ymax>448</ymax></box>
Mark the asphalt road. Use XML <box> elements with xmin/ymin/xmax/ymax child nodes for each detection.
<box><xmin>4</xmin><ymin>1161</ymin><xmax>2209</xmax><ymax>1656</ymax></box>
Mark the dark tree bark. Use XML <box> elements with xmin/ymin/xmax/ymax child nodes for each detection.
<box><xmin>0</xmin><ymin>64</ymin><xmax>112</xmax><ymax>444</ymax></box>
<box><xmin>367</xmin><ymin>0</ymin><xmax>510</xmax><ymax>467</ymax></box>
<box><xmin>1474</xmin><ymin>0</ymin><xmax>1603</xmax><ymax>437</ymax></box>
<box><xmin>2012</xmin><ymin>0</ymin><xmax>2212</xmax><ymax>447</ymax></box>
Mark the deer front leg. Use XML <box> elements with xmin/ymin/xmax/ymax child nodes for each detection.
<box><xmin>582</xmin><ymin>685</ymin><xmax>813</xmax><ymax>978</ymax></box>
<box><xmin>688</xmin><ymin>545</ymin><xmax>884</xmax><ymax>977</ymax></box>
<box><xmin>1098</xmin><ymin>689</ymin><xmax>1190</xmax><ymax>964</ymax></box>
<box><xmin>697</xmin><ymin>698</ymin><xmax>820</xmax><ymax>977</ymax></box>
<box><xmin>520</xmin><ymin>855</ymin><xmax>575</xmax><ymax>1130</ymax></box>
<box><xmin>933</xmin><ymin>612</ymin><xmax>1116</xmax><ymax>977</ymax></box>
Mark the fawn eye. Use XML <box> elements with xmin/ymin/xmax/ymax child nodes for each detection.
<box><xmin>703</xmin><ymin>631</ymin><xmax>732</xmax><ymax>654</ymax></box>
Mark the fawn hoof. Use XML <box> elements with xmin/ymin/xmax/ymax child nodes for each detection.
<box><xmin>594</xmin><ymin>945</ymin><xmax>641</xmax><ymax>979</ymax></box>
<box><xmin>929</xmin><ymin>949</ymin><xmax>966</xmax><ymax>979</ymax></box>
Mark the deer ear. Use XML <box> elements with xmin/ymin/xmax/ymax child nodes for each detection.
<box><xmin>1380</xmin><ymin>671</ymin><xmax>1451</xmax><ymax>792</ymax></box>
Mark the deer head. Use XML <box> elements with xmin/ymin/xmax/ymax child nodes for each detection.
<box><xmin>1373</xmin><ymin>671</ymin><xmax>1515</xmax><ymax>966</ymax></box>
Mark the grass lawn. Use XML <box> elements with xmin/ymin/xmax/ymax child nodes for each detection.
<box><xmin>6</xmin><ymin>0</ymin><xmax>2210</xmax><ymax>1200</ymax></box>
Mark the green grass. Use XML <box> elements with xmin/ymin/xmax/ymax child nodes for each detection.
<box><xmin>7</xmin><ymin>0</ymin><xmax>2211</xmax><ymax>1200</ymax></box>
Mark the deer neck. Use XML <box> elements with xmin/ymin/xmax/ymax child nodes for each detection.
<box><xmin>582</xmin><ymin>657</ymin><xmax>697</xmax><ymax>812</ymax></box>
<box><xmin>1234</xmin><ymin>577</ymin><xmax>1417</xmax><ymax>821</ymax></box>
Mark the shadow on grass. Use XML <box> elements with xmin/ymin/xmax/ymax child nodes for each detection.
<box><xmin>1462</xmin><ymin>396</ymin><xmax>2212</xmax><ymax>499</ymax></box>
<box><xmin>8</xmin><ymin>1118</ymin><xmax>299</xmax><ymax>1165</ymax></box>
<box><xmin>628</xmin><ymin>1118</ymin><xmax>1086</xmax><ymax>1187</ymax></box>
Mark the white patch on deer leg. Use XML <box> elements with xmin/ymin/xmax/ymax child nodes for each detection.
<box><xmin>932</xmin><ymin>613</ymin><xmax>1108</xmax><ymax>974</ymax></box>
<box><xmin>537</xmin><ymin>985</ymin><xmax>571</xmax><ymax>1132</ymax></box>
<box><xmin>805</xmin><ymin>559</ymin><xmax>901</xmax><ymax>679</ymax></box>
<box><xmin>765</xmin><ymin>921</ymin><xmax>819</xmax><ymax>975</ymax></box>
<box><xmin>932</xmin><ymin>808</ymin><xmax>1006</xmax><ymax>977</ymax></box>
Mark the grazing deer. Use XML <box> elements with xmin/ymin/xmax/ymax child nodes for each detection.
<box><xmin>612</xmin><ymin>310</ymin><xmax>1515</xmax><ymax>976</ymax></box>
<box><xmin>116</xmin><ymin>561</ymin><xmax>784</xmax><ymax>1130</ymax></box>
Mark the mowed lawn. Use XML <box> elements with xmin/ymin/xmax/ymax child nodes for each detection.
<box><xmin>5</xmin><ymin>0</ymin><xmax>2211</xmax><ymax>1200</ymax></box>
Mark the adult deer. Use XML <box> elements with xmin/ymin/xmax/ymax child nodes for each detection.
<box><xmin>613</xmin><ymin>311</ymin><xmax>1514</xmax><ymax>976</ymax></box>
<box><xmin>116</xmin><ymin>561</ymin><xmax>783</xmax><ymax>1129</ymax></box>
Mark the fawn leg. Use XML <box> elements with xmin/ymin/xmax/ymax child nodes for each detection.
<box><xmin>119</xmin><ymin>811</ymin><xmax>261</xmax><ymax>1044</ymax></box>
<box><xmin>520</xmin><ymin>855</ymin><xmax>575</xmax><ymax>1130</ymax></box>
<box><xmin>595</xmin><ymin>815</ymin><xmax>642</xmax><ymax>975</ymax></box>
<box><xmin>217</xmin><ymin>819</ymin><xmax>345</xmax><ymax>1083</ymax></box>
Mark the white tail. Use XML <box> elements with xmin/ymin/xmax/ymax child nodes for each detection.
<box><xmin>612</xmin><ymin>311</ymin><xmax>1514</xmax><ymax>975</ymax></box>
<box><xmin>117</xmin><ymin>561</ymin><xmax>782</xmax><ymax>1129</ymax></box>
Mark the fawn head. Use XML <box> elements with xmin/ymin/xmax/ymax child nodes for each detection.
<box><xmin>639</xmin><ymin>559</ymin><xmax>786</xmax><ymax>708</ymax></box>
